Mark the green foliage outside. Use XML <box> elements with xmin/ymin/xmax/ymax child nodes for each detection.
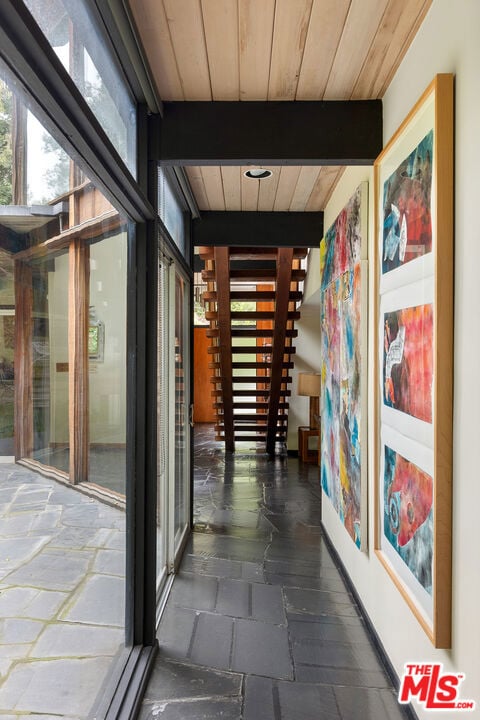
<box><xmin>231</xmin><ymin>300</ymin><xmax>256</xmax><ymax>325</ymax></box>
<box><xmin>0</xmin><ymin>80</ymin><xmax>12</xmax><ymax>205</ymax></box>
<box><xmin>40</xmin><ymin>132</ymin><xmax>70</xmax><ymax>202</ymax></box>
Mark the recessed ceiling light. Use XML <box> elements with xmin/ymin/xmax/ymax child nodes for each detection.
<box><xmin>244</xmin><ymin>168</ymin><xmax>272</xmax><ymax>180</ymax></box>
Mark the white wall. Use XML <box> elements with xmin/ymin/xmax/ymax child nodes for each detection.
<box><xmin>287</xmin><ymin>289</ymin><xmax>321</xmax><ymax>450</ymax></box>
<box><xmin>288</xmin><ymin>246</ymin><xmax>322</xmax><ymax>450</ymax></box>
<box><xmin>321</xmin><ymin>0</ymin><xmax>480</xmax><ymax>715</ymax></box>
<box><xmin>89</xmin><ymin>233</ymin><xmax>127</xmax><ymax>444</ymax></box>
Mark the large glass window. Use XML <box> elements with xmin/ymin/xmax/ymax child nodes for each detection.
<box><xmin>0</xmin><ymin>59</ymin><xmax>127</xmax><ymax>717</ymax></box>
<box><xmin>27</xmin><ymin>113</ymin><xmax>70</xmax><ymax>204</ymax></box>
<box><xmin>31</xmin><ymin>250</ymin><xmax>70</xmax><ymax>473</ymax></box>
<box><xmin>159</xmin><ymin>168</ymin><xmax>187</xmax><ymax>257</ymax></box>
<box><xmin>23</xmin><ymin>0</ymin><xmax>136</xmax><ymax>176</ymax></box>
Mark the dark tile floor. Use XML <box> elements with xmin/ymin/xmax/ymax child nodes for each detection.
<box><xmin>140</xmin><ymin>425</ymin><xmax>410</xmax><ymax>720</ymax></box>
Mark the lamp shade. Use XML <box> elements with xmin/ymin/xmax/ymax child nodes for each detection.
<box><xmin>297</xmin><ymin>372</ymin><xmax>321</xmax><ymax>397</ymax></box>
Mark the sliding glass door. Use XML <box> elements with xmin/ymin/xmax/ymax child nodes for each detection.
<box><xmin>172</xmin><ymin>265</ymin><xmax>190</xmax><ymax>557</ymax></box>
<box><xmin>157</xmin><ymin>252</ymin><xmax>191</xmax><ymax>600</ymax></box>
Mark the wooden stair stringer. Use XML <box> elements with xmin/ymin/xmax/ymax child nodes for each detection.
<box><xmin>198</xmin><ymin>245</ymin><xmax>305</xmax><ymax>455</ymax></box>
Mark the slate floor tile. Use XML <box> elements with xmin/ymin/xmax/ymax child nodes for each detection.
<box><xmin>295</xmin><ymin>664</ymin><xmax>391</xmax><ymax>688</ymax></box>
<box><xmin>170</xmin><ymin>572</ymin><xmax>218</xmax><ymax>612</ymax></box>
<box><xmin>61</xmin><ymin>574</ymin><xmax>124</xmax><ymax>626</ymax></box>
<box><xmin>216</xmin><ymin>578</ymin><xmax>250</xmax><ymax>618</ymax></box>
<box><xmin>286</xmin><ymin>611</ymin><xmax>366</xmax><ymax>628</ymax></box>
<box><xmin>3</xmin><ymin>547</ymin><xmax>93</xmax><ymax>591</ymax></box>
<box><xmin>292</xmin><ymin>638</ymin><xmax>385</xmax><ymax>672</ymax></box>
<box><xmin>0</xmin><ymin>643</ymin><xmax>33</xmax><ymax>660</ymax></box>
<box><xmin>265</xmin><ymin>558</ymin><xmax>339</xmax><ymax>580</ymax></box>
<box><xmin>188</xmin><ymin>533</ymin><xmax>269</xmax><ymax>564</ymax></box>
<box><xmin>266</xmin><ymin>540</ymin><xmax>336</xmax><ymax>566</ymax></box>
<box><xmin>265</xmin><ymin>572</ymin><xmax>347</xmax><ymax>592</ymax></box>
<box><xmin>252</xmin><ymin>582</ymin><xmax>285</xmax><ymax>624</ymax></box>
<box><xmin>92</xmin><ymin>548</ymin><xmax>125</xmax><ymax>576</ymax></box>
<box><xmin>49</xmin><ymin>527</ymin><xmax>98</xmax><ymax>548</ymax></box>
<box><xmin>333</xmin><ymin>685</ymin><xmax>410</xmax><ymax>719</ymax></box>
<box><xmin>0</xmin><ymin>657</ymin><xmax>112</xmax><ymax>716</ymax></box>
<box><xmin>284</xmin><ymin>587</ymin><xmax>358</xmax><ymax>617</ymax></box>
<box><xmin>277</xmin><ymin>680</ymin><xmax>340</xmax><ymax>720</ymax></box>
<box><xmin>241</xmin><ymin>561</ymin><xmax>265</xmax><ymax>583</ymax></box>
<box><xmin>189</xmin><ymin>612</ymin><xmax>234</xmax><ymax>670</ymax></box>
<box><xmin>184</xmin><ymin>555</ymin><xmax>244</xmax><ymax>580</ymax></box>
<box><xmin>143</xmin><ymin>657</ymin><xmax>242</xmax><ymax>702</ymax></box>
<box><xmin>232</xmin><ymin>618</ymin><xmax>292</xmax><ymax>679</ymax></box>
<box><xmin>0</xmin><ymin>537</ymin><xmax>50</xmax><ymax>579</ymax></box>
<box><xmin>288</xmin><ymin>618</ymin><xmax>371</xmax><ymax>644</ymax></box>
<box><xmin>0</xmin><ymin>618</ymin><xmax>44</xmax><ymax>643</ymax></box>
<box><xmin>32</xmin><ymin>623</ymin><xmax>123</xmax><ymax>658</ymax></box>
<box><xmin>139</xmin><ymin>698</ymin><xmax>242</xmax><ymax>719</ymax></box>
<box><xmin>158</xmin><ymin>606</ymin><xmax>198</xmax><ymax>660</ymax></box>
<box><xmin>243</xmin><ymin>675</ymin><xmax>275</xmax><ymax>720</ymax></box>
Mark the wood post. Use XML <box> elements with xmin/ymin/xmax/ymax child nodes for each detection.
<box><xmin>214</xmin><ymin>247</ymin><xmax>234</xmax><ymax>452</ymax></box>
<box><xmin>266</xmin><ymin>248</ymin><xmax>294</xmax><ymax>455</ymax></box>
<box><xmin>13</xmin><ymin>260</ymin><xmax>33</xmax><ymax>460</ymax></box>
<box><xmin>68</xmin><ymin>240</ymin><xmax>89</xmax><ymax>483</ymax></box>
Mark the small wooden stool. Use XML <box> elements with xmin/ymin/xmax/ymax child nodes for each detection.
<box><xmin>298</xmin><ymin>426</ymin><xmax>319</xmax><ymax>464</ymax></box>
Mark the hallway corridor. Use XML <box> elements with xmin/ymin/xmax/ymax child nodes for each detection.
<box><xmin>140</xmin><ymin>426</ymin><xmax>410</xmax><ymax>720</ymax></box>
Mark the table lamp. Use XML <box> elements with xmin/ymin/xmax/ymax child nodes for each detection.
<box><xmin>298</xmin><ymin>372</ymin><xmax>321</xmax><ymax>430</ymax></box>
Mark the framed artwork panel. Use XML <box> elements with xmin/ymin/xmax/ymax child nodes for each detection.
<box><xmin>374</xmin><ymin>74</ymin><xmax>454</xmax><ymax>648</ymax></box>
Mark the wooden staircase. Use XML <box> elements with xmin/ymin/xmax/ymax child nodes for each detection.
<box><xmin>199</xmin><ymin>246</ymin><xmax>307</xmax><ymax>455</ymax></box>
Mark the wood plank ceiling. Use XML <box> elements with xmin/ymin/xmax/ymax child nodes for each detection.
<box><xmin>129</xmin><ymin>0</ymin><xmax>432</xmax><ymax>211</ymax></box>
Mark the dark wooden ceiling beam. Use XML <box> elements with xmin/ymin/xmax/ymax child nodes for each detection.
<box><xmin>195</xmin><ymin>212</ymin><xmax>322</xmax><ymax>248</ymax></box>
<box><xmin>159</xmin><ymin>101</ymin><xmax>382</xmax><ymax>165</ymax></box>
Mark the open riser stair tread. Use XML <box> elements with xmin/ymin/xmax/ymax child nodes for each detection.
<box><xmin>205</xmin><ymin>310</ymin><xmax>300</xmax><ymax>321</ymax></box>
<box><xmin>211</xmin><ymin>389</ymin><xmax>291</xmax><ymax>397</ymax></box>
<box><xmin>208</xmin><ymin>345</ymin><xmax>296</xmax><ymax>355</ymax></box>
<box><xmin>206</xmin><ymin>328</ymin><xmax>298</xmax><ymax>338</ymax></box>
<box><xmin>203</xmin><ymin>290</ymin><xmax>303</xmax><ymax>302</ymax></box>
<box><xmin>201</xmin><ymin>246</ymin><xmax>303</xmax><ymax>454</ymax></box>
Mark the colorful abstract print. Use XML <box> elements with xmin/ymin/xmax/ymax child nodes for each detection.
<box><xmin>321</xmin><ymin>188</ymin><xmax>362</xmax><ymax>547</ymax></box>
<box><xmin>383</xmin><ymin>304</ymin><xmax>433</xmax><ymax>424</ymax></box>
<box><xmin>321</xmin><ymin>188</ymin><xmax>362</xmax><ymax>291</ymax></box>
<box><xmin>382</xmin><ymin>130</ymin><xmax>433</xmax><ymax>274</ymax></box>
<box><xmin>384</xmin><ymin>446</ymin><xmax>433</xmax><ymax>594</ymax></box>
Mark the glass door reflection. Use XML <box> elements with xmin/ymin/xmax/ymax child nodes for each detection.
<box><xmin>157</xmin><ymin>256</ymin><xmax>191</xmax><ymax>601</ymax></box>
<box><xmin>173</xmin><ymin>267</ymin><xmax>190</xmax><ymax>557</ymax></box>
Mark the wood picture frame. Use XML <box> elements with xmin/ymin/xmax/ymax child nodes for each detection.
<box><xmin>374</xmin><ymin>74</ymin><xmax>454</xmax><ymax>648</ymax></box>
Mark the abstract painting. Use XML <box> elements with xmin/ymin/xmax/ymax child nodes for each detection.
<box><xmin>382</xmin><ymin>130</ymin><xmax>433</xmax><ymax>274</ymax></box>
<box><xmin>383</xmin><ymin>304</ymin><xmax>433</xmax><ymax>423</ymax></box>
<box><xmin>383</xmin><ymin>445</ymin><xmax>433</xmax><ymax>594</ymax></box>
<box><xmin>321</xmin><ymin>184</ymin><xmax>366</xmax><ymax>549</ymax></box>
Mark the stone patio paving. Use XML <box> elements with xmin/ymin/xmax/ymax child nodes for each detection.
<box><xmin>0</xmin><ymin>463</ymin><xmax>126</xmax><ymax>719</ymax></box>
